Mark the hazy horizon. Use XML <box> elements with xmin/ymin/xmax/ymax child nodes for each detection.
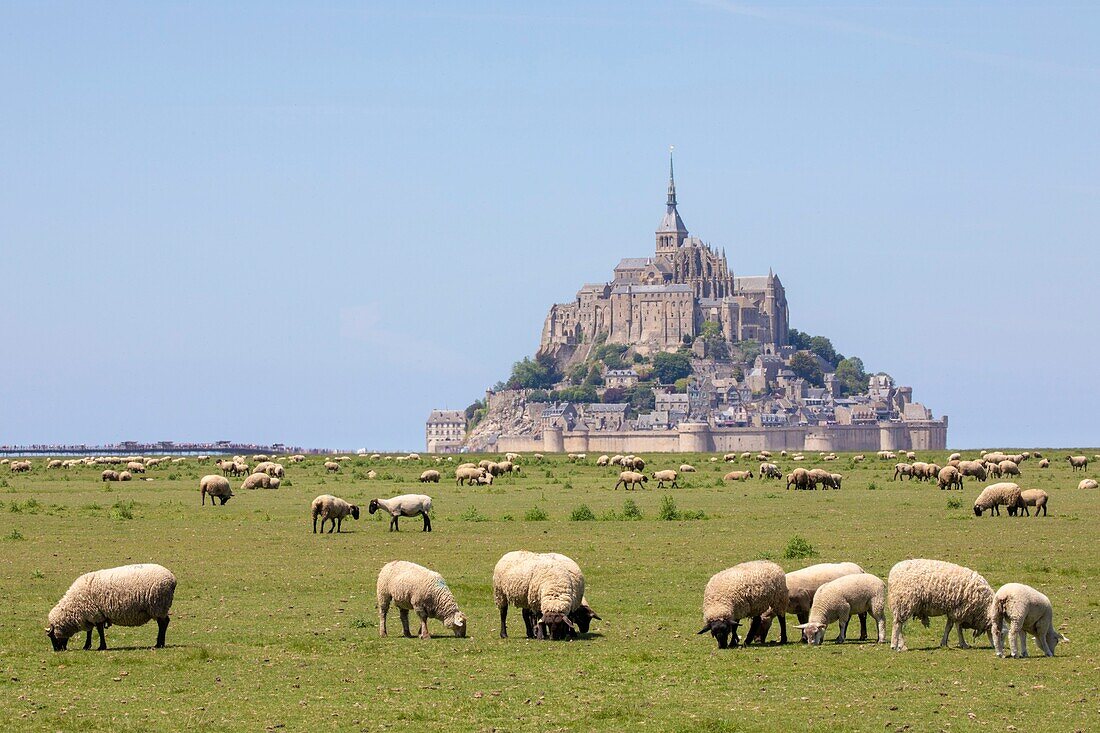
<box><xmin>2</xmin><ymin>2</ymin><xmax>1098</xmax><ymax>450</ymax></box>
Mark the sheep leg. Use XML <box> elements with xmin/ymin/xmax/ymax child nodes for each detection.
<box><xmin>328</xmin><ymin>516</ymin><xmax>336</xmax><ymax>533</ymax></box>
<box><xmin>399</xmin><ymin>609</ymin><xmax>412</xmax><ymax>638</ymax></box>
<box><xmin>955</xmin><ymin>621</ymin><xmax>969</xmax><ymax>649</ymax></box>
<box><xmin>379</xmin><ymin>598</ymin><xmax>389</xmax><ymax>636</ymax></box>
<box><xmin>422</xmin><ymin>511</ymin><xmax>431</xmax><ymax>532</ymax></box>
<box><xmin>521</xmin><ymin>609</ymin><xmax>536</xmax><ymax>639</ymax></box>
<box><xmin>499</xmin><ymin>605</ymin><xmax>509</xmax><ymax>639</ymax></box>
<box><xmin>1037</xmin><ymin>626</ymin><xmax>1054</xmax><ymax>657</ymax></box>
<box><xmin>1008</xmin><ymin>620</ymin><xmax>1022</xmax><ymax>658</ymax></box>
<box><xmin>390</xmin><ymin>515</ymin><xmax>399</xmax><ymax>532</ymax></box>
<box><xmin>777</xmin><ymin>613</ymin><xmax>788</xmax><ymax>645</ymax></box>
<box><xmin>875</xmin><ymin>614</ymin><xmax>887</xmax><ymax>643</ymax></box>
<box><xmin>940</xmin><ymin>618</ymin><xmax>954</xmax><ymax>648</ymax></box>
<box><xmin>312</xmin><ymin>514</ymin><xmax>318</xmax><ymax>533</ymax></box>
<box><xmin>745</xmin><ymin>616</ymin><xmax>761</xmax><ymax>646</ymax></box>
<box><xmin>891</xmin><ymin>619</ymin><xmax>906</xmax><ymax>651</ymax></box>
<box><xmin>858</xmin><ymin>612</ymin><xmax>868</xmax><ymax>640</ymax></box>
<box><xmin>92</xmin><ymin>622</ymin><xmax>107</xmax><ymax>650</ymax></box>
<box><xmin>202</xmin><ymin>489</ymin><xmax>207</xmax><ymax>506</ymax></box>
<box><xmin>155</xmin><ymin>617</ymin><xmax>168</xmax><ymax>648</ymax></box>
<box><xmin>83</xmin><ymin>628</ymin><xmax>93</xmax><ymax>650</ymax></box>
<box><xmin>417</xmin><ymin>610</ymin><xmax>431</xmax><ymax>639</ymax></box>
<box><xmin>837</xmin><ymin>616</ymin><xmax>848</xmax><ymax>643</ymax></box>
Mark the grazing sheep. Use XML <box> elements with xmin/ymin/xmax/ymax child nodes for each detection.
<box><xmin>998</xmin><ymin>460</ymin><xmax>1021</xmax><ymax>478</ymax></box>
<box><xmin>455</xmin><ymin>466</ymin><xmax>485</xmax><ymax>486</ymax></box>
<box><xmin>958</xmin><ymin>460</ymin><xmax>988</xmax><ymax>482</ymax></box>
<box><xmin>1066</xmin><ymin>455</ymin><xmax>1088</xmax><ymax>472</ymax></box>
<box><xmin>623</xmin><ymin>456</ymin><xmax>646</xmax><ymax>471</ymax></box>
<box><xmin>200</xmin><ymin>475</ymin><xmax>233</xmax><ymax>505</ymax></box>
<box><xmin>1038</xmin><ymin>458</ymin><xmax>1050</xmax><ymax>468</ymax></box>
<box><xmin>796</xmin><ymin>573</ymin><xmax>887</xmax><ymax>645</ymax></box>
<box><xmin>724</xmin><ymin>453</ymin><xmax>738</xmax><ymax>462</ymax></box>
<box><xmin>126</xmin><ymin>461</ymin><xmax>145</xmax><ymax>473</ymax></box>
<box><xmin>753</xmin><ymin>562</ymin><xmax>864</xmax><ymax>643</ymax></box>
<box><xmin>679</xmin><ymin>464</ymin><xmax>697</xmax><ymax>473</ymax></box>
<box><xmin>973</xmin><ymin>482</ymin><xmax>1023</xmax><ymax>517</ymax></box>
<box><xmin>101</xmin><ymin>470</ymin><xmax>119</xmax><ymax>482</ymax></box>
<box><xmin>310</xmin><ymin>494</ymin><xmax>360</xmax><ymax>533</ymax></box>
<box><xmin>46</xmin><ymin>564</ymin><xmax>176</xmax><ymax>651</ymax></box>
<box><xmin>893</xmin><ymin>463</ymin><xmax>913</xmax><ymax>481</ymax></box>
<box><xmin>533</xmin><ymin>453</ymin><xmax>544</xmax><ymax>461</ymax></box>
<box><xmin>118</xmin><ymin>471</ymin><xmax>132</xmax><ymax>482</ymax></box>
<box><xmin>652</xmin><ymin>470</ymin><xmax>678</xmax><ymax>489</ymax></box>
<box><xmin>419</xmin><ymin>470</ymin><xmax>440</xmax><ymax>483</ymax></box>
<box><xmin>493</xmin><ymin>551</ymin><xmax>585</xmax><ymax>640</ymax></box>
<box><xmin>376</xmin><ymin>561</ymin><xmax>467</xmax><ymax>639</ymax></box>
<box><xmin>759</xmin><ymin>463</ymin><xmax>782</xmax><ymax>480</ymax></box>
<box><xmin>241</xmin><ymin>472</ymin><xmax>275</xmax><ymax>490</ymax></box>
<box><xmin>368</xmin><ymin>494</ymin><xmax>433</xmax><ymax>532</ymax></box>
<box><xmin>324</xmin><ymin>461</ymin><xmax>340</xmax><ymax>473</ymax></box>
<box><xmin>853</xmin><ymin>455</ymin><xmax>865</xmax><ymax>462</ymax></box>
<box><xmin>1017</xmin><ymin>489</ymin><xmax>1049</xmax><ymax>517</ymax></box>
<box><xmin>786</xmin><ymin>468</ymin><xmax>811</xmax><ymax>491</ymax></box>
<box><xmin>699</xmin><ymin>560</ymin><xmax>789</xmax><ymax>648</ymax></box>
<box><xmin>1079</xmin><ymin>479</ymin><xmax>1098</xmax><ymax>490</ymax></box>
<box><xmin>723</xmin><ymin>470</ymin><xmax>753</xmax><ymax>482</ymax></box>
<box><xmin>807</xmin><ymin>468</ymin><xmax>832</xmax><ymax>490</ymax></box>
<box><xmin>948</xmin><ymin>452</ymin><xmax>962</xmax><ymax>462</ymax></box>
<box><xmin>614</xmin><ymin>471</ymin><xmax>648</xmax><ymax>490</ymax></box>
<box><xmin>887</xmin><ymin>559</ymin><xmax>994</xmax><ymax>652</ymax></box>
<box><xmin>990</xmin><ymin>583</ymin><xmax>1066</xmax><ymax>658</ymax></box>
<box><xmin>985</xmin><ymin>462</ymin><xmax>1003</xmax><ymax>479</ymax></box>
<box><xmin>825</xmin><ymin>473</ymin><xmax>843</xmax><ymax>490</ymax></box>
<box><xmin>937</xmin><ymin>466</ymin><xmax>963</xmax><ymax>491</ymax></box>
<box><xmin>596</xmin><ymin>455</ymin><xmax>610</xmax><ymax>466</ymax></box>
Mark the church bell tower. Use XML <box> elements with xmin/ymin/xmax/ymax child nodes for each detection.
<box><xmin>656</xmin><ymin>148</ymin><xmax>688</xmax><ymax>256</ymax></box>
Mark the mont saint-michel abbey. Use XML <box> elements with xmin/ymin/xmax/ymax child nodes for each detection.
<box><xmin>540</xmin><ymin>157</ymin><xmax>789</xmax><ymax>356</ymax></box>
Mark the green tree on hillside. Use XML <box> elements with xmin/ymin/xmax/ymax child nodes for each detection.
<box><xmin>651</xmin><ymin>352</ymin><xmax>692</xmax><ymax>384</ymax></box>
<box><xmin>508</xmin><ymin>354</ymin><xmax>560</xmax><ymax>389</ymax></box>
<box><xmin>834</xmin><ymin>357</ymin><xmax>869</xmax><ymax>397</ymax></box>
<box><xmin>788</xmin><ymin>351</ymin><xmax>825</xmax><ymax>387</ymax></box>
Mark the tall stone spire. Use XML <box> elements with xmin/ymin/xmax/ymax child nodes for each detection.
<box><xmin>656</xmin><ymin>146</ymin><xmax>688</xmax><ymax>254</ymax></box>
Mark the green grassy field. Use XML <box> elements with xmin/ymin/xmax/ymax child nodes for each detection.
<box><xmin>1</xmin><ymin>450</ymin><xmax>1097</xmax><ymax>732</ymax></box>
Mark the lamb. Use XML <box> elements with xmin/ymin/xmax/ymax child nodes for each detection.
<box><xmin>853</xmin><ymin>455</ymin><xmax>865</xmax><ymax>462</ymax></box>
<box><xmin>493</xmin><ymin>551</ymin><xmax>585</xmax><ymax>640</ymax></box>
<box><xmin>679</xmin><ymin>464</ymin><xmax>697</xmax><ymax>473</ymax></box>
<box><xmin>796</xmin><ymin>573</ymin><xmax>887</xmax><ymax>645</ymax></box>
<box><xmin>998</xmin><ymin>460</ymin><xmax>1021</xmax><ymax>478</ymax></box>
<box><xmin>614</xmin><ymin>471</ymin><xmax>648</xmax><ymax>490</ymax></box>
<box><xmin>1017</xmin><ymin>489</ymin><xmax>1049</xmax><ymax>517</ymax></box>
<box><xmin>455</xmin><ymin>466</ymin><xmax>485</xmax><ymax>486</ymax></box>
<box><xmin>826</xmin><ymin>473</ymin><xmax>843</xmax><ymax>490</ymax></box>
<box><xmin>753</xmin><ymin>561</ymin><xmax>864</xmax><ymax>643</ymax></box>
<box><xmin>652</xmin><ymin>470</ymin><xmax>678</xmax><ymax>489</ymax></box>
<box><xmin>368</xmin><ymin>494</ymin><xmax>433</xmax><ymax>532</ymax></box>
<box><xmin>46</xmin><ymin>564</ymin><xmax>176</xmax><ymax>651</ymax></box>
<box><xmin>973</xmin><ymin>482</ymin><xmax>1023</xmax><ymax>517</ymax></box>
<box><xmin>887</xmin><ymin>559</ymin><xmax>994</xmax><ymax>651</ymax></box>
<box><xmin>200</xmin><ymin>475</ymin><xmax>233</xmax><ymax>505</ymax></box>
<box><xmin>1079</xmin><ymin>479</ymin><xmax>1098</xmax><ymax>490</ymax></box>
<box><xmin>759</xmin><ymin>463</ymin><xmax>782</xmax><ymax>479</ymax></box>
<box><xmin>985</xmin><ymin>462</ymin><xmax>1003</xmax><ymax>479</ymax></box>
<box><xmin>310</xmin><ymin>494</ymin><xmax>360</xmax><ymax>533</ymax></box>
<box><xmin>419</xmin><ymin>470</ymin><xmax>441</xmax><ymax>483</ymax></box>
<box><xmin>1066</xmin><ymin>455</ymin><xmax>1088</xmax><ymax>471</ymax></box>
<box><xmin>376</xmin><ymin>561</ymin><xmax>467</xmax><ymax>639</ymax></box>
<box><xmin>937</xmin><ymin>466</ymin><xmax>963</xmax><ymax>491</ymax></box>
<box><xmin>119</xmin><ymin>471</ymin><xmax>132</xmax><ymax>482</ymax></box>
<box><xmin>990</xmin><ymin>583</ymin><xmax>1066</xmax><ymax>658</ymax></box>
<box><xmin>241</xmin><ymin>472</ymin><xmax>274</xmax><ymax>490</ymax></box>
<box><xmin>698</xmin><ymin>560</ymin><xmax>789</xmax><ymax>648</ymax></box>
<box><xmin>723</xmin><ymin>470</ymin><xmax>753</xmax><ymax>481</ymax></box>
<box><xmin>1038</xmin><ymin>458</ymin><xmax>1050</xmax><ymax>468</ymax></box>
<box><xmin>101</xmin><ymin>470</ymin><xmax>119</xmax><ymax>482</ymax></box>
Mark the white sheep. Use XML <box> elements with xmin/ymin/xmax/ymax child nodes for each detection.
<box><xmin>493</xmin><ymin>551</ymin><xmax>585</xmax><ymax>640</ymax></box>
<box><xmin>753</xmin><ymin>561</ymin><xmax>864</xmax><ymax>643</ymax></box>
<box><xmin>679</xmin><ymin>464</ymin><xmax>697</xmax><ymax>473</ymax></box>
<box><xmin>887</xmin><ymin>559</ymin><xmax>994</xmax><ymax>651</ymax></box>
<box><xmin>614</xmin><ymin>471</ymin><xmax>647</xmax><ymax>490</ymax></box>
<box><xmin>310</xmin><ymin>494</ymin><xmax>360</xmax><ymax>533</ymax></box>
<box><xmin>368</xmin><ymin>494</ymin><xmax>433</xmax><ymax>532</ymax></box>
<box><xmin>990</xmin><ymin>583</ymin><xmax>1067</xmax><ymax>658</ymax></box>
<box><xmin>699</xmin><ymin>560</ymin><xmax>789</xmax><ymax>648</ymax></box>
<box><xmin>376</xmin><ymin>560</ymin><xmax>467</xmax><ymax>639</ymax></box>
<box><xmin>200</xmin><ymin>475</ymin><xmax>233</xmax><ymax>505</ymax></box>
<box><xmin>1017</xmin><ymin>489</ymin><xmax>1049</xmax><ymax>517</ymax></box>
<box><xmin>241</xmin><ymin>472</ymin><xmax>274</xmax><ymax>490</ymax></box>
<box><xmin>1066</xmin><ymin>455</ymin><xmax>1088</xmax><ymax>472</ymax></box>
<box><xmin>652</xmin><ymin>469</ymin><xmax>678</xmax><ymax>489</ymax></box>
<box><xmin>46</xmin><ymin>564</ymin><xmax>176</xmax><ymax>651</ymax></box>
<box><xmin>723</xmin><ymin>470</ymin><xmax>753</xmax><ymax>481</ymax></box>
<box><xmin>1079</xmin><ymin>479</ymin><xmax>1098</xmax><ymax>490</ymax></box>
<box><xmin>324</xmin><ymin>461</ymin><xmax>340</xmax><ymax>473</ymax></box>
<box><xmin>795</xmin><ymin>573</ymin><xmax>887</xmax><ymax>645</ymax></box>
<box><xmin>419</xmin><ymin>469</ymin><xmax>441</xmax><ymax>483</ymax></box>
<box><xmin>973</xmin><ymin>482</ymin><xmax>1023</xmax><ymax>517</ymax></box>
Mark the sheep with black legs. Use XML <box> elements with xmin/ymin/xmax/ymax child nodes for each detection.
<box><xmin>376</xmin><ymin>560</ymin><xmax>467</xmax><ymax>639</ymax></box>
<box><xmin>311</xmin><ymin>494</ymin><xmax>360</xmax><ymax>533</ymax></box>
<box><xmin>699</xmin><ymin>560</ymin><xmax>789</xmax><ymax>649</ymax></box>
<box><xmin>368</xmin><ymin>494</ymin><xmax>433</xmax><ymax>531</ymax></box>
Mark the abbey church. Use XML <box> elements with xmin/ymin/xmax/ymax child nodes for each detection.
<box><xmin>539</xmin><ymin>156</ymin><xmax>789</xmax><ymax>358</ymax></box>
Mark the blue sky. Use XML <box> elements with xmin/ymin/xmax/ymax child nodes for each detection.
<box><xmin>1</xmin><ymin>1</ymin><xmax>1097</xmax><ymax>450</ymax></box>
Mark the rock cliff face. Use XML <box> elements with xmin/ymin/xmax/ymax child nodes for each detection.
<box><xmin>464</xmin><ymin>390</ymin><xmax>534</xmax><ymax>452</ymax></box>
